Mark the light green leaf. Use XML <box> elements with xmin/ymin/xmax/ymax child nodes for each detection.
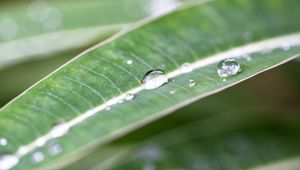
<box><xmin>0</xmin><ymin>0</ymin><xmax>300</xmax><ymax>169</ymax></box>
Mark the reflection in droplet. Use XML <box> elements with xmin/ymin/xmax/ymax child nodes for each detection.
<box><xmin>142</xmin><ymin>69</ymin><xmax>168</xmax><ymax>90</ymax></box>
<box><xmin>48</xmin><ymin>143</ymin><xmax>63</xmax><ymax>156</ymax></box>
<box><xmin>125</xmin><ymin>93</ymin><xmax>134</xmax><ymax>101</ymax></box>
<box><xmin>180</xmin><ymin>63</ymin><xmax>193</xmax><ymax>73</ymax></box>
<box><xmin>31</xmin><ymin>152</ymin><xmax>44</xmax><ymax>163</ymax></box>
<box><xmin>0</xmin><ymin>138</ymin><xmax>7</xmax><ymax>146</ymax></box>
<box><xmin>50</xmin><ymin>123</ymin><xmax>70</xmax><ymax>138</ymax></box>
<box><xmin>188</xmin><ymin>79</ymin><xmax>196</xmax><ymax>87</ymax></box>
<box><xmin>217</xmin><ymin>58</ymin><xmax>240</xmax><ymax>78</ymax></box>
<box><xmin>127</xmin><ymin>60</ymin><xmax>133</xmax><ymax>65</ymax></box>
<box><xmin>0</xmin><ymin>154</ymin><xmax>19</xmax><ymax>170</ymax></box>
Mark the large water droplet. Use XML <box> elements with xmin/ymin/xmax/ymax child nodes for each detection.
<box><xmin>188</xmin><ymin>79</ymin><xmax>196</xmax><ymax>87</ymax></box>
<box><xmin>125</xmin><ymin>93</ymin><xmax>134</xmax><ymax>101</ymax></box>
<box><xmin>0</xmin><ymin>154</ymin><xmax>19</xmax><ymax>170</ymax></box>
<box><xmin>48</xmin><ymin>143</ymin><xmax>62</xmax><ymax>156</ymax></box>
<box><xmin>31</xmin><ymin>152</ymin><xmax>44</xmax><ymax>163</ymax></box>
<box><xmin>142</xmin><ymin>69</ymin><xmax>168</xmax><ymax>90</ymax></box>
<box><xmin>50</xmin><ymin>123</ymin><xmax>70</xmax><ymax>138</ymax></box>
<box><xmin>217</xmin><ymin>58</ymin><xmax>240</xmax><ymax>78</ymax></box>
<box><xmin>180</xmin><ymin>63</ymin><xmax>193</xmax><ymax>73</ymax></box>
<box><xmin>0</xmin><ymin>138</ymin><xmax>7</xmax><ymax>146</ymax></box>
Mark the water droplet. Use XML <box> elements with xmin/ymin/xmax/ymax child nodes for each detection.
<box><xmin>126</xmin><ymin>60</ymin><xmax>133</xmax><ymax>65</ymax></box>
<box><xmin>105</xmin><ymin>106</ymin><xmax>112</xmax><ymax>111</ymax></box>
<box><xmin>35</xmin><ymin>138</ymin><xmax>46</xmax><ymax>147</ymax></box>
<box><xmin>180</xmin><ymin>63</ymin><xmax>193</xmax><ymax>73</ymax></box>
<box><xmin>170</xmin><ymin>90</ymin><xmax>176</xmax><ymax>94</ymax></box>
<box><xmin>125</xmin><ymin>93</ymin><xmax>134</xmax><ymax>101</ymax></box>
<box><xmin>0</xmin><ymin>138</ymin><xmax>7</xmax><ymax>146</ymax></box>
<box><xmin>282</xmin><ymin>44</ymin><xmax>290</xmax><ymax>51</ymax></box>
<box><xmin>142</xmin><ymin>69</ymin><xmax>168</xmax><ymax>90</ymax></box>
<box><xmin>0</xmin><ymin>154</ymin><xmax>19</xmax><ymax>170</ymax></box>
<box><xmin>188</xmin><ymin>79</ymin><xmax>196</xmax><ymax>87</ymax></box>
<box><xmin>17</xmin><ymin>147</ymin><xmax>29</xmax><ymax>156</ymax></box>
<box><xmin>48</xmin><ymin>143</ymin><xmax>62</xmax><ymax>156</ymax></box>
<box><xmin>31</xmin><ymin>152</ymin><xmax>44</xmax><ymax>163</ymax></box>
<box><xmin>50</xmin><ymin>123</ymin><xmax>70</xmax><ymax>138</ymax></box>
<box><xmin>217</xmin><ymin>58</ymin><xmax>240</xmax><ymax>78</ymax></box>
<box><xmin>222</xmin><ymin>78</ymin><xmax>227</xmax><ymax>82</ymax></box>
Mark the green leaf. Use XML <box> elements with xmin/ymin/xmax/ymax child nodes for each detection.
<box><xmin>1</xmin><ymin>0</ymin><xmax>300</xmax><ymax>169</ymax></box>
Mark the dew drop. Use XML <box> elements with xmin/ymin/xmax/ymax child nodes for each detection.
<box><xmin>180</xmin><ymin>63</ymin><xmax>193</xmax><ymax>73</ymax></box>
<box><xmin>105</xmin><ymin>106</ymin><xmax>112</xmax><ymax>111</ymax></box>
<box><xmin>217</xmin><ymin>58</ymin><xmax>240</xmax><ymax>78</ymax></box>
<box><xmin>0</xmin><ymin>138</ymin><xmax>7</xmax><ymax>146</ymax></box>
<box><xmin>170</xmin><ymin>90</ymin><xmax>176</xmax><ymax>94</ymax></box>
<box><xmin>222</xmin><ymin>78</ymin><xmax>227</xmax><ymax>82</ymax></box>
<box><xmin>50</xmin><ymin>123</ymin><xmax>70</xmax><ymax>138</ymax></box>
<box><xmin>35</xmin><ymin>138</ymin><xmax>46</xmax><ymax>147</ymax></box>
<box><xmin>0</xmin><ymin>154</ymin><xmax>19</xmax><ymax>170</ymax></box>
<box><xmin>142</xmin><ymin>69</ymin><xmax>168</xmax><ymax>90</ymax></box>
<box><xmin>48</xmin><ymin>143</ymin><xmax>62</xmax><ymax>156</ymax></box>
<box><xmin>126</xmin><ymin>60</ymin><xmax>133</xmax><ymax>65</ymax></box>
<box><xmin>125</xmin><ymin>93</ymin><xmax>134</xmax><ymax>101</ymax></box>
<box><xmin>282</xmin><ymin>44</ymin><xmax>290</xmax><ymax>51</ymax></box>
<box><xmin>188</xmin><ymin>79</ymin><xmax>196</xmax><ymax>87</ymax></box>
<box><xmin>31</xmin><ymin>152</ymin><xmax>44</xmax><ymax>163</ymax></box>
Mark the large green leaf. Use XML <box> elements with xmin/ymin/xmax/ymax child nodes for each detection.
<box><xmin>1</xmin><ymin>0</ymin><xmax>300</xmax><ymax>169</ymax></box>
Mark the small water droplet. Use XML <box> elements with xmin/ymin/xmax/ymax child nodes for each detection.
<box><xmin>282</xmin><ymin>44</ymin><xmax>290</xmax><ymax>51</ymax></box>
<box><xmin>188</xmin><ymin>79</ymin><xmax>196</xmax><ymax>87</ymax></box>
<box><xmin>31</xmin><ymin>152</ymin><xmax>44</xmax><ymax>163</ymax></box>
<box><xmin>217</xmin><ymin>58</ymin><xmax>240</xmax><ymax>78</ymax></box>
<box><xmin>126</xmin><ymin>60</ymin><xmax>133</xmax><ymax>65</ymax></box>
<box><xmin>48</xmin><ymin>143</ymin><xmax>62</xmax><ymax>156</ymax></box>
<box><xmin>0</xmin><ymin>154</ymin><xmax>19</xmax><ymax>170</ymax></box>
<box><xmin>50</xmin><ymin>123</ymin><xmax>70</xmax><ymax>138</ymax></box>
<box><xmin>105</xmin><ymin>106</ymin><xmax>112</xmax><ymax>111</ymax></box>
<box><xmin>125</xmin><ymin>93</ymin><xmax>134</xmax><ymax>101</ymax></box>
<box><xmin>180</xmin><ymin>63</ymin><xmax>193</xmax><ymax>73</ymax></box>
<box><xmin>142</xmin><ymin>69</ymin><xmax>168</xmax><ymax>90</ymax></box>
<box><xmin>170</xmin><ymin>90</ymin><xmax>176</xmax><ymax>94</ymax></box>
<box><xmin>17</xmin><ymin>147</ymin><xmax>29</xmax><ymax>156</ymax></box>
<box><xmin>222</xmin><ymin>78</ymin><xmax>227</xmax><ymax>82</ymax></box>
<box><xmin>35</xmin><ymin>138</ymin><xmax>46</xmax><ymax>147</ymax></box>
<box><xmin>0</xmin><ymin>138</ymin><xmax>7</xmax><ymax>146</ymax></box>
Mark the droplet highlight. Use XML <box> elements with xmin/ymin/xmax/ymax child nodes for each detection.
<box><xmin>217</xmin><ymin>58</ymin><xmax>240</xmax><ymax>78</ymax></box>
<box><xmin>125</xmin><ymin>93</ymin><xmax>134</xmax><ymax>101</ymax></box>
<box><xmin>50</xmin><ymin>123</ymin><xmax>70</xmax><ymax>138</ymax></box>
<box><xmin>0</xmin><ymin>154</ymin><xmax>19</xmax><ymax>170</ymax></box>
<box><xmin>31</xmin><ymin>152</ymin><xmax>44</xmax><ymax>163</ymax></box>
<box><xmin>0</xmin><ymin>138</ymin><xmax>7</xmax><ymax>146</ymax></box>
<box><xmin>180</xmin><ymin>63</ymin><xmax>193</xmax><ymax>73</ymax></box>
<box><xmin>188</xmin><ymin>79</ymin><xmax>196</xmax><ymax>87</ymax></box>
<box><xmin>142</xmin><ymin>69</ymin><xmax>168</xmax><ymax>90</ymax></box>
<box><xmin>48</xmin><ymin>143</ymin><xmax>62</xmax><ymax>156</ymax></box>
<box><xmin>126</xmin><ymin>60</ymin><xmax>133</xmax><ymax>65</ymax></box>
